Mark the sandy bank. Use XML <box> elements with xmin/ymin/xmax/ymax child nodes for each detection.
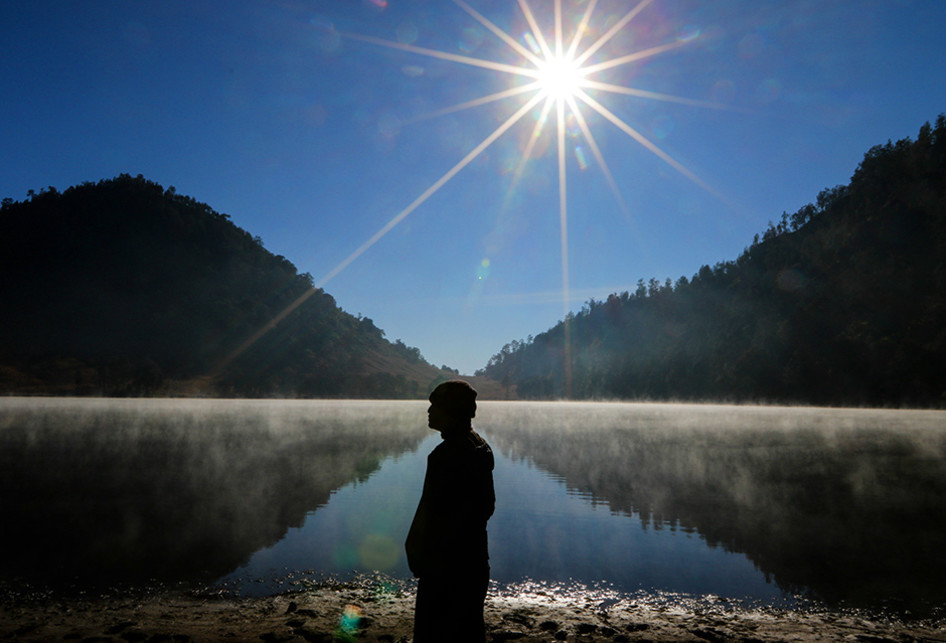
<box><xmin>2</xmin><ymin>581</ymin><xmax>945</xmax><ymax>643</ymax></box>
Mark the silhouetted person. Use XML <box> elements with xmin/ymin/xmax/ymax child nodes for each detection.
<box><xmin>406</xmin><ymin>380</ymin><xmax>495</xmax><ymax>643</ymax></box>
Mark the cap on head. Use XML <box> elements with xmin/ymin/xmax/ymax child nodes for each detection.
<box><xmin>429</xmin><ymin>379</ymin><xmax>477</xmax><ymax>419</ymax></box>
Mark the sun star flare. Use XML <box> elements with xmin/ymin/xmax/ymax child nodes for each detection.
<box><xmin>226</xmin><ymin>0</ymin><xmax>728</xmax><ymax>388</ymax></box>
<box><xmin>322</xmin><ymin>0</ymin><xmax>724</xmax><ymax>298</ymax></box>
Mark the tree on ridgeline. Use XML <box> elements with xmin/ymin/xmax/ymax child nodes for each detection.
<box><xmin>478</xmin><ymin>115</ymin><xmax>946</xmax><ymax>407</ymax></box>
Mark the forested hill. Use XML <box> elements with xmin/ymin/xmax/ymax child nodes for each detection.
<box><xmin>479</xmin><ymin>116</ymin><xmax>946</xmax><ymax>407</ymax></box>
<box><xmin>0</xmin><ymin>174</ymin><xmax>452</xmax><ymax>397</ymax></box>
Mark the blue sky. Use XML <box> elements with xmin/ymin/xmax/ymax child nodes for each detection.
<box><xmin>3</xmin><ymin>1</ymin><xmax>945</xmax><ymax>375</ymax></box>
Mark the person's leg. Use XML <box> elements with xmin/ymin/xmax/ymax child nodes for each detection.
<box><xmin>413</xmin><ymin>572</ymin><xmax>489</xmax><ymax>643</ymax></box>
<box><xmin>443</xmin><ymin>570</ymin><xmax>489</xmax><ymax>643</ymax></box>
<box><xmin>454</xmin><ymin>571</ymin><xmax>489</xmax><ymax>642</ymax></box>
<box><xmin>412</xmin><ymin>576</ymin><xmax>449</xmax><ymax>643</ymax></box>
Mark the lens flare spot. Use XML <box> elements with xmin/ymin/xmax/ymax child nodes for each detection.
<box><xmin>677</xmin><ymin>25</ymin><xmax>700</xmax><ymax>42</ymax></box>
<box><xmin>498</xmin><ymin>150</ymin><xmax>518</xmax><ymax>175</ymax></box>
<box><xmin>476</xmin><ymin>258</ymin><xmax>491</xmax><ymax>280</ymax></box>
<box><xmin>336</xmin><ymin>604</ymin><xmax>363</xmax><ymax>641</ymax></box>
<box><xmin>574</xmin><ymin>145</ymin><xmax>588</xmax><ymax>170</ymax></box>
<box><xmin>402</xmin><ymin>65</ymin><xmax>424</xmax><ymax>78</ymax></box>
<box><xmin>357</xmin><ymin>533</ymin><xmax>399</xmax><ymax>570</ymax></box>
<box><xmin>522</xmin><ymin>32</ymin><xmax>541</xmax><ymax>55</ymax></box>
<box><xmin>565</xmin><ymin>112</ymin><xmax>580</xmax><ymax>138</ymax></box>
<box><xmin>377</xmin><ymin>112</ymin><xmax>402</xmax><ymax>138</ymax></box>
<box><xmin>650</xmin><ymin>113</ymin><xmax>675</xmax><ymax>139</ymax></box>
<box><xmin>310</xmin><ymin>18</ymin><xmax>341</xmax><ymax>54</ymax></box>
<box><xmin>333</xmin><ymin>543</ymin><xmax>360</xmax><ymax>569</ymax></box>
<box><xmin>459</xmin><ymin>27</ymin><xmax>485</xmax><ymax>53</ymax></box>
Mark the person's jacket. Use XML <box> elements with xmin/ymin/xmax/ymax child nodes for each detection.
<box><xmin>405</xmin><ymin>430</ymin><xmax>495</xmax><ymax>578</ymax></box>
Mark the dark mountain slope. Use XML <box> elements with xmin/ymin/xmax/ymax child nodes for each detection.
<box><xmin>480</xmin><ymin>115</ymin><xmax>946</xmax><ymax>407</ymax></box>
<box><xmin>0</xmin><ymin>174</ymin><xmax>449</xmax><ymax>397</ymax></box>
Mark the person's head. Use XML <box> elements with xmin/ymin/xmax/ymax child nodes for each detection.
<box><xmin>427</xmin><ymin>380</ymin><xmax>477</xmax><ymax>434</ymax></box>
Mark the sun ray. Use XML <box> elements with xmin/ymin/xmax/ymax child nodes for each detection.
<box><xmin>453</xmin><ymin>0</ymin><xmax>543</xmax><ymax>68</ymax></box>
<box><xmin>518</xmin><ymin>0</ymin><xmax>554</xmax><ymax>60</ymax></box>
<box><xmin>554</xmin><ymin>0</ymin><xmax>564</xmax><ymax>56</ymax></box>
<box><xmin>564</xmin><ymin>94</ymin><xmax>632</xmax><ymax>222</ymax></box>
<box><xmin>575</xmin><ymin>0</ymin><xmax>652</xmax><ymax>66</ymax></box>
<box><xmin>342</xmin><ymin>31</ymin><xmax>539</xmax><ymax>79</ymax></box>
<box><xmin>556</xmin><ymin>99</ymin><xmax>568</xmax><ymax>308</ymax></box>
<box><xmin>576</xmin><ymin>88</ymin><xmax>723</xmax><ymax>200</ymax></box>
<box><xmin>316</xmin><ymin>91</ymin><xmax>546</xmax><ymax>290</ymax></box>
<box><xmin>211</xmin><ymin>286</ymin><xmax>318</xmax><ymax>376</ymax></box>
<box><xmin>566</xmin><ymin>0</ymin><xmax>599</xmax><ymax>60</ymax></box>
<box><xmin>582</xmin><ymin>79</ymin><xmax>733</xmax><ymax>111</ymax></box>
<box><xmin>214</xmin><ymin>91</ymin><xmax>545</xmax><ymax>373</ymax></box>
<box><xmin>403</xmin><ymin>82</ymin><xmax>540</xmax><ymax>125</ymax></box>
<box><xmin>496</xmin><ymin>96</ymin><xmax>555</xmax><ymax>253</ymax></box>
<box><xmin>581</xmin><ymin>39</ymin><xmax>690</xmax><ymax>76</ymax></box>
<box><xmin>509</xmin><ymin>97</ymin><xmax>556</xmax><ymax>192</ymax></box>
<box><xmin>556</xmin><ymin>92</ymin><xmax>573</xmax><ymax>399</ymax></box>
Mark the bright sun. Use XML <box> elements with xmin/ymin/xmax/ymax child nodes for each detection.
<box><xmin>535</xmin><ymin>53</ymin><xmax>586</xmax><ymax>101</ymax></box>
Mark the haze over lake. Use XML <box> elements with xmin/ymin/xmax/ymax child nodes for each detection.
<box><xmin>2</xmin><ymin>398</ymin><xmax>944</xmax><ymax>619</ymax></box>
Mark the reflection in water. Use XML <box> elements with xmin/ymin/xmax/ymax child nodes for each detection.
<box><xmin>0</xmin><ymin>398</ymin><xmax>427</xmax><ymax>588</ymax></box>
<box><xmin>218</xmin><ymin>434</ymin><xmax>435</xmax><ymax>593</ymax></box>
<box><xmin>488</xmin><ymin>442</ymin><xmax>785</xmax><ymax>602</ymax></box>
<box><xmin>2</xmin><ymin>398</ymin><xmax>945</xmax><ymax>619</ymax></box>
<box><xmin>477</xmin><ymin>402</ymin><xmax>946</xmax><ymax>616</ymax></box>
<box><xmin>222</xmin><ymin>432</ymin><xmax>783</xmax><ymax>604</ymax></box>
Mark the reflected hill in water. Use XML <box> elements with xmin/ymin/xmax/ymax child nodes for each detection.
<box><xmin>5</xmin><ymin>398</ymin><xmax>945</xmax><ymax>617</ymax></box>
<box><xmin>0</xmin><ymin>398</ymin><xmax>426</xmax><ymax>589</ymax></box>
<box><xmin>479</xmin><ymin>402</ymin><xmax>946</xmax><ymax>614</ymax></box>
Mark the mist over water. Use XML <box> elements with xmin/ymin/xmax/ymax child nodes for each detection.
<box><xmin>2</xmin><ymin>398</ymin><xmax>944</xmax><ymax>619</ymax></box>
<box><xmin>478</xmin><ymin>402</ymin><xmax>946</xmax><ymax>616</ymax></box>
<box><xmin>0</xmin><ymin>398</ymin><xmax>427</xmax><ymax>587</ymax></box>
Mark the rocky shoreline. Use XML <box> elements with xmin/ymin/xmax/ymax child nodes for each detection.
<box><xmin>2</xmin><ymin>579</ymin><xmax>945</xmax><ymax>643</ymax></box>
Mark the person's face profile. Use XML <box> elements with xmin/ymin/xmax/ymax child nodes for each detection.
<box><xmin>427</xmin><ymin>402</ymin><xmax>451</xmax><ymax>431</ymax></box>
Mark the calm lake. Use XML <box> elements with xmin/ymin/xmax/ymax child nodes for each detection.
<box><xmin>2</xmin><ymin>398</ymin><xmax>945</xmax><ymax>619</ymax></box>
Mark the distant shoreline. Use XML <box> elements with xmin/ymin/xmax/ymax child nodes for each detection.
<box><xmin>4</xmin><ymin>393</ymin><xmax>946</xmax><ymax>412</ymax></box>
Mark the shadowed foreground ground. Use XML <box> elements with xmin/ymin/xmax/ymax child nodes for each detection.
<box><xmin>2</xmin><ymin>581</ymin><xmax>944</xmax><ymax>643</ymax></box>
